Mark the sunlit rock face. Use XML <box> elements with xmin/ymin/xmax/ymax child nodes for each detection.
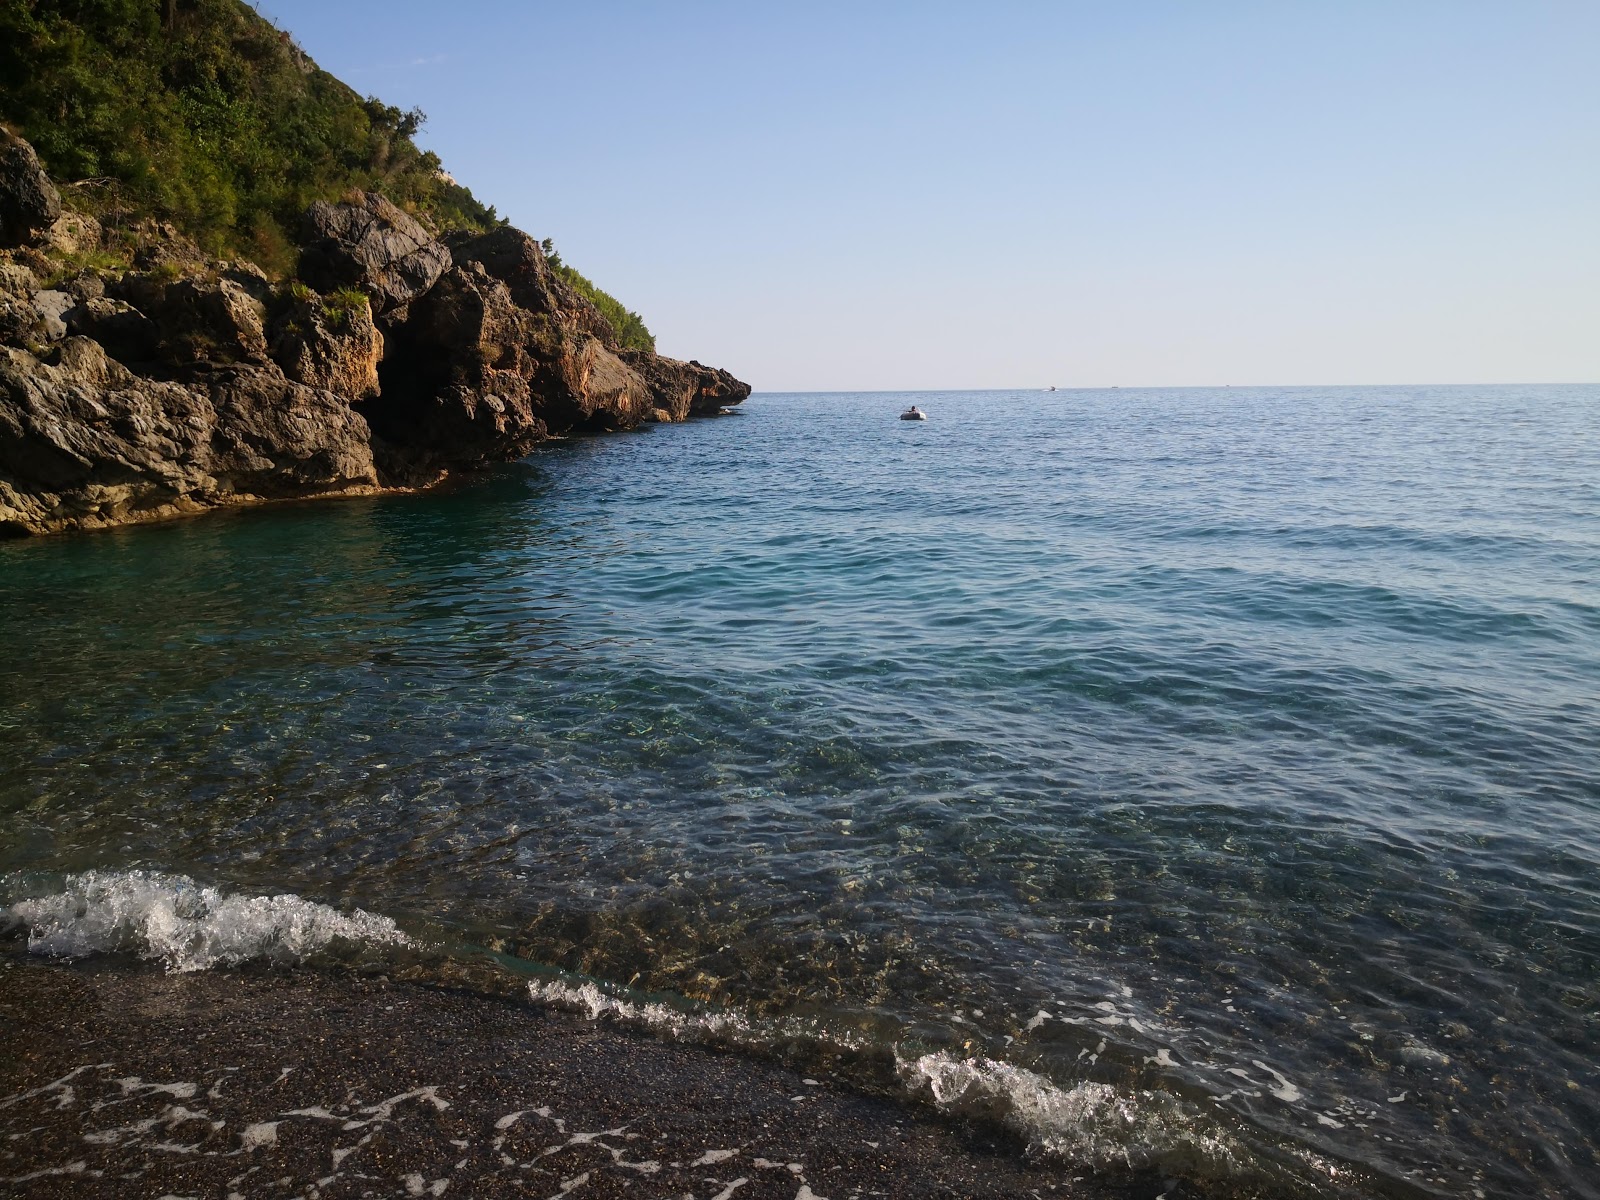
<box><xmin>0</xmin><ymin>144</ymin><xmax>750</xmax><ymax>537</ymax></box>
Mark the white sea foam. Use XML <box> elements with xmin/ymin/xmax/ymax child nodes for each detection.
<box><xmin>526</xmin><ymin>978</ymin><xmax>863</xmax><ymax>1052</ymax></box>
<box><xmin>4</xmin><ymin>870</ymin><xmax>413</xmax><ymax>972</ymax></box>
<box><xmin>898</xmin><ymin>1051</ymin><xmax>1251</xmax><ymax>1177</ymax></box>
<box><xmin>526</xmin><ymin>977</ymin><xmax>1271</xmax><ymax>1184</ymax></box>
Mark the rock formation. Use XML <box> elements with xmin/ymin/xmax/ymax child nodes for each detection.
<box><xmin>0</xmin><ymin>130</ymin><xmax>61</xmax><ymax>248</ymax></box>
<box><xmin>0</xmin><ymin>135</ymin><xmax>749</xmax><ymax>537</ymax></box>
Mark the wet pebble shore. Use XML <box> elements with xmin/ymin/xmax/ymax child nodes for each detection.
<box><xmin>0</xmin><ymin>955</ymin><xmax>1201</xmax><ymax>1200</ymax></box>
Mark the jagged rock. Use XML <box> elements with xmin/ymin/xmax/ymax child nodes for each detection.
<box><xmin>0</xmin><ymin>293</ymin><xmax>47</xmax><ymax>348</ymax></box>
<box><xmin>0</xmin><ymin>261</ymin><xmax>37</xmax><ymax>297</ymax></box>
<box><xmin>0</xmin><ymin>340</ymin><xmax>378</xmax><ymax>536</ymax></box>
<box><xmin>269</xmin><ymin>289</ymin><xmax>382</xmax><ymax>399</ymax></box>
<box><xmin>451</xmin><ymin>226</ymin><xmax>614</xmax><ymax>343</ymax></box>
<box><xmin>0</xmin><ymin>142</ymin><xmax>753</xmax><ymax>535</ymax></box>
<box><xmin>65</xmin><ymin>297</ymin><xmax>159</xmax><ymax>365</ymax></box>
<box><xmin>219</xmin><ymin>260</ymin><xmax>273</xmax><ymax>303</ymax></box>
<box><xmin>59</xmin><ymin>271</ymin><xmax>106</xmax><ymax>302</ymax></box>
<box><xmin>371</xmin><ymin>259</ymin><xmax>654</xmax><ymax>477</ymax></box>
<box><xmin>541</xmin><ymin>333</ymin><xmax>652</xmax><ymax>432</ymax></box>
<box><xmin>368</xmin><ymin>262</ymin><xmax>544</xmax><ymax>473</ymax></box>
<box><xmin>152</xmin><ymin>278</ymin><xmax>270</xmax><ymax>366</ymax></box>
<box><xmin>620</xmin><ymin>350</ymin><xmax>752</xmax><ymax>421</ymax></box>
<box><xmin>300</xmin><ymin>192</ymin><xmax>450</xmax><ymax>315</ymax></box>
<box><xmin>0</xmin><ymin>131</ymin><xmax>62</xmax><ymax>248</ymax></box>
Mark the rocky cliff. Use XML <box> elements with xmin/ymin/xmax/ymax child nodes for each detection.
<box><xmin>0</xmin><ymin>134</ymin><xmax>749</xmax><ymax>537</ymax></box>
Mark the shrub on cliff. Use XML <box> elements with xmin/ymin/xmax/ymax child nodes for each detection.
<box><xmin>540</xmin><ymin>239</ymin><xmax>655</xmax><ymax>354</ymax></box>
<box><xmin>0</xmin><ymin>0</ymin><xmax>506</xmax><ymax>274</ymax></box>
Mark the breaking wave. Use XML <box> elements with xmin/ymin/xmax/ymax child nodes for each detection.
<box><xmin>1</xmin><ymin>869</ymin><xmax>413</xmax><ymax>972</ymax></box>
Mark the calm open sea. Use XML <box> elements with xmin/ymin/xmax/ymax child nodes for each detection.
<box><xmin>2</xmin><ymin>386</ymin><xmax>1597</xmax><ymax>1198</ymax></box>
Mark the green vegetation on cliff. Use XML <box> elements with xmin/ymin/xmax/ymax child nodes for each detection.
<box><xmin>0</xmin><ymin>0</ymin><xmax>496</xmax><ymax>270</ymax></box>
<box><xmin>0</xmin><ymin>0</ymin><xmax>654</xmax><ymax>348</ymax></box>
<box><xmin>541</xmin><ymin>240</ymin><xmax>655</xmax><ymax>354</ymax></box>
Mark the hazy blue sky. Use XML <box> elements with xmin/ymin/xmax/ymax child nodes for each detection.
<box><xmin>255</xmin><ymin>1</ymin><xmax>1597</xmax><ymax>391</ymax></box>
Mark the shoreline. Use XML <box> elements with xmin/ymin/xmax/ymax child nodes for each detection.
<box><xmin>0</xmin><ymin>953</ymin><xmax>1206</xmax><ymax>1200</ymax></box>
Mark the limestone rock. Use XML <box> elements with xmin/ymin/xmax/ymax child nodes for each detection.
<box><xmin>621</xmin><ymin>350</ymin><xmax>752</xmax><ymax>421</ymax></box>
<box><xmin>0</xmin><ymin>340</ymin><xmax>378</xmax><ymax>537</ymax></box>
<box><xmin>43</xmin><ymin>211</ymin><xmax>102</xmax><ymax>258</ymax></box>
<box><xmin>152</xmin><ymin>278</ymin><xmax>270</xmax><ymax>366</ymax></box>
<box><xmin>300</xmin><ymin>192</ymin><xmax>450</xmax><ymax>314</ymax></box>
<box><xmin>269</xmin><ymin>289</ymin><xmax>382</xmax><ymax>399</ymax></box>
<box><xmin>32</xmin><ymin>290</ymin><xmax>75</xmax><ymax>342</ymax></box>
<box><xmin>0</xmin><ymin>261</ymin><xmax>37</xmax><ymax>298</ymax></box>
<box><xmin>368</xmin><ymin>262</ymin><xmax>544</xmax><ymax>473</ymax></box>
<box><xmin>0</xmin><ymin>131</ymin><xmax>62</xmax><ymax>248</ymax></box>
<box><xmin>0</xmin><ymin>293</ymin><xmax>47</xmax><ymax>348</ymax></box>
<box><xmin>128</xmin><ymin>219</ymin><xmax>205</xmax><ymax>274</ymax></box>
<box><xmin>541</xmin><ymin>333</ymin><xmax>652</xmax><ymax>432</ymax></box>
<box><xmin>451</xmin><ymin>226</ymin><xmax>614</xmax><ymax>343</ymax></box>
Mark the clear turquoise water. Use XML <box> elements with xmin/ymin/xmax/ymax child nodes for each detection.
<box><xmin>2</xmin><ymin>386</ymin><xmax>1597</xmax><ymax>1198</ymax></box>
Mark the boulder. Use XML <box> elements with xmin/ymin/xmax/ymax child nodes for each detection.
<box><xmin>0</xmin><ymin>131</ymin><xmax>62</xmax><ymax>248</ymax></box>
<box><xmin>269</xmin><ymin>289</ymin><xmax>382</xmax><ymax>400</ymax></box>
<box><xmin>128</xmin><ymin>219</ymin><xmax>205</xmax><ymax>274</ymax></box>
<box><xmin>0</xmin><ymin>293</ymin><xmax>47</xmax><ymax>348</ymax></box>
<box><xmin>0</xmin><ymin>340</ymin><xmax>378</xmax><ymax>537</ymax></box>
<box><xmin>31</xmin><ymin>290</ymin><xmax>75</xmax><ymax>341</ymax></box>
<box><xmin>299</xmin><ymin>192</ymin><xmax>450</xmax><ymax>315</ymax></box>
<box><xmin>620</xmin><ymin>350</ymin><xmax>752</xmax><ymax>421</ymax></box>
<box><xmin>0</xmin><ymin>260</ymin><xmax>37</xmax><ymax>297</ymax></box>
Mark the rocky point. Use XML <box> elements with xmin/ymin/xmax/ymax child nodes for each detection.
<box><xmin>0</xmin><ymin>136</ymin><xmax>749</xmax><ymax>537</ymax></box>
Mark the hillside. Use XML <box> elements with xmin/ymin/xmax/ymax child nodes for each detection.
<box><xmin>0</xmin><ymin>0</ymin><xmax>654</xmax><ymax>350</ymax></box>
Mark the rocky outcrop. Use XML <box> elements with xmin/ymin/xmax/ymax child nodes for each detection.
<box><xmin>152</xmin><ymin>278</ymin><xmax>270</xmax><ymax>365</ymax></box>
<box><xmin>451</xmin><ymin>227</ymin><xmax>614</xmax><ymax>342</ymax></box>
<box><xmin>0</xmin><ymin>130</ymin><xmax>62</xmax><ymax>248</ymax></box>
<box><xmin>0</xmin><ymin>339</ymin><xmax>378</xmax><ymax>536</ymax></box>
<box><xmin>0</xmin><ymin>136</ymin><xmax>749</xmax><ymax>537</ymax></box>
<box><xmin>298</xmin><ymin>193</ymin><xmax>451</xmax><ymax>316</ymax></box>
<box><xmin>269</xmin><ymin>290</ymin><xmax>382</xmax><ymax>399</ymax></box>
<box><xmin>369</xmin><ymin>261</ymin><xmax>547</xmax><ymax>475</ymax></box>
<box><xmin>621</xmin><ymin>351</ymin><xmax>754</xmax><ymax>422</ymax></box>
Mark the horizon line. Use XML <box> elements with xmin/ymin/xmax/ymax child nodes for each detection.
<box><xmin>746</xmin><ymin>380</ymin><xmax>1600</xmax><ymax>396</ymax></box>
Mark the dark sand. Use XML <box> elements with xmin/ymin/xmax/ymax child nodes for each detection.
<box><xmin>0</xmin><ymin>954</ymin><xmax>1205</xmax><ymax>1200</ymax></box>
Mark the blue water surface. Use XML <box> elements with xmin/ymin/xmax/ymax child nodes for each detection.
<box><xmin>2</xmin><ymin>385</ymin><xmax>1597</xmax><ymax>1199</ymax></box>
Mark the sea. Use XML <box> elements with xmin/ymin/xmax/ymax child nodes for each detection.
<box><xmin>2</xmin><ymin>385</ymin><xmax>1597</xmax><ymax>1199</ymax></box>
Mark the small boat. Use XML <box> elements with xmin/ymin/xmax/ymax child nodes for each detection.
<box><xmin>900</xmin><ymin>407</ymin><xmax>927</xmax><ymax>421</ymax></box>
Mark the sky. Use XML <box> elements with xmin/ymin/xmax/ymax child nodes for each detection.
<box><xmin>253</xmin><ymin>1</ymin><xmax>1599</xmax><ymax>391</ymax></box>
